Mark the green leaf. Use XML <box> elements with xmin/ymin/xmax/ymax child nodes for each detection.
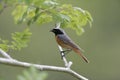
<box><xmin>53</xmin><ymin>13</ymin><xmax>70</xmax><ymax>23</ymax></box>
<box><xmin>36</xmin><ymin>13</ymin><xmax>52</xmax><ymax>25</ymax></box>
<box><xmin>32</xmin><ymin>0</ymin><xmax>45</xmax><ymax>7</ymax></box>
<box><xmin>27</xmin><ymin>7</ymin><xmax>40</xmax><ymax>25</ymax></box>
<box><xmin>0</xmin><ymin>38</ymin><xmax>9</xmax><ymax>52</ymax></box>
<box><xmin>0</xmin><ymin>28</ymin><xmax>32</xmax><ymax>52</ymax></box>
<box><xmin>43</xmin><ymin>0</ymin><xmax>58</xmax><ymax>7</ymax></box>
<box><xmin>12</xmin><ymin>5</ymin><xmax>28</xmax><ymax>24</ymax></box>
<box><xmin>11</xmin><ymin>28</ymin><xmax>32</xmax><ymax>50</ymax></box>
<box><xmin>26</xmin><ymin>7</ymin><xmax>36</xmax><ymax>19</ymax></box>
<box><xmin>17</xmin><ymin>67</ymin><xmax>48</xmax><ymax>80</ymax></box>
<box><xmin>58</xmin><ymin>4</ymin><xmax>93</xmax><ymax>35</ymax></box>
<box><xmin>24</xmin><ymin>0</ymin><xmax>33</xmax><ymax>5</ymax></box>
<box><xmin>84</xmin><ymin>10</ymin><xmax>93</xmax><ymax>27</ymax></box>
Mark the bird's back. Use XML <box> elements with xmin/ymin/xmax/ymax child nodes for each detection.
<box><xmin>56</xmin><ymin>34</ymin><xmax>80</xmax><ymax>50</ymax></box>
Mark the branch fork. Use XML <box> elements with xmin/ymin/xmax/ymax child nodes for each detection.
<box><xmin>0</xmin><ymin>49</ymin><xmax>88</xmax><ymax>80</ymax></box>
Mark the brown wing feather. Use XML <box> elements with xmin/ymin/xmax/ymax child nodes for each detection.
<box><xmin>73</xmin><ymin>49</ymin><xmax>89</xmax><ymax>63</ymax></box>
<box><xmin>56</xmin><ymin>34</ymin><xmax>80</xmax><ymax>49</ymax></box>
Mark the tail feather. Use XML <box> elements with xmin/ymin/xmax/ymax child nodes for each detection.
<box><xmin>73</xmin><ymin>48</ymin><xmax>89</xmax><ymax>63</ymax></box>
<box><xmin>81</xmin><ymin>55</ymin><xmax>89</xmax><ymax>63</ymax></box>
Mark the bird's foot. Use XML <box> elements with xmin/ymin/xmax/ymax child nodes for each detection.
<box><xmin>60</xmin><ymin>51</ymin><xmax>65</xmax><ymax>59</ymax></box>
<box><xmin>60</xmin><ymin>49</ymin><xmax>72</xmax><ymax>59</ymax></box>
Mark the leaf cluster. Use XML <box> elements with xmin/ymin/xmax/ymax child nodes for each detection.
<box><xmin>0</xmin><ymin>28</ymin><xmax>32</xmax><ymax>52</ymax></box>
<box><xmin>10</xmin><ymin>0</ymin><xmax>93</xmax><ymax>35</ymax></box>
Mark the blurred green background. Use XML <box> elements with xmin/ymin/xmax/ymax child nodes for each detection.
<box><xmin>0</xmin><ymin>0</ymin><xmax>120</xmax><ymax>80</ymax></box>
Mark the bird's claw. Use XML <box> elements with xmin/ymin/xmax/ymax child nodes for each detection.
<box><xmin>60</xmin><ymin>51</ymin><xmax>65</xmax><ymax>59</ymax></box>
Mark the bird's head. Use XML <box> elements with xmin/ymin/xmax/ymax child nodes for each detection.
<box><xmin>50</xmin><ymin>28</ymin><xmax>64</xmax><ymax>35</ymax></box>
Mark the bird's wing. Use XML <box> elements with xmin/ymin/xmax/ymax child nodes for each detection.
<box><xmin>57</xmin><ymin>34</ymin><xmax>88</xmax><ymax>63</ymax></box>
<box><xmin>57</xmin><ymin>34</ymin><xmax>80</xmax><ymax>50</ymax></box>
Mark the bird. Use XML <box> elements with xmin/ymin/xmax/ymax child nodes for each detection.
<box><xmin>50</xmin><ymin>28</ymin><xmax>89</xmax><ymax>63</ymax></box>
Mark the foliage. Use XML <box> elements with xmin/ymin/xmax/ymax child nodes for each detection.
<box><xmin>0</xmin><ymin>0</ymin><xmax>93</xmax><ymax>51</ymax></box>
<box><xmin>0</xmin><ymin>0</ymin><xmax>92</xmax><ymax>35</ymax></box>
<box><xmin>0</xmin><ymin>28</ymin><xmax>32</xmax><ymax>52</ymax></box>
<box><xmin>11</xmin><ymin>28</ymin><xmax>32</xmax><ymax>50</ymax></box>
<box><xmin>17</xmin><ymin>67</ymin><xmax>48</xmax><ymax>80</ymax></box>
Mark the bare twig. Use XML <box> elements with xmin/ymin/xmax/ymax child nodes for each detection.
<box><xmin>0</xmin><ymin>49</ymin><xmax>13</xmax><ymax>59</ymax></box>
<box><xmin>0</xmin><ymin>49</ymin><xmax>88</xmax><ymax>80</ymax></box>
<box><xmin>58</xmin><ymin>45</ymin><xmax>72</xmax><ymax>68</ymax></box>
<box><xmin>55</xmin><ymin>22</ymin><xmax>61</xmax><ymax>28</ymax></box>
<box><xmin>0</xmin><ymin>57</ymin><xmax>88</xmax><ymax>80</ymax></box>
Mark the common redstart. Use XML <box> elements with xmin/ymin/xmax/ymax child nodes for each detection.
<box><xmin>50</xmin><ymin>28</ymin><xmax>89</xmax><ymax>63</ymax></box>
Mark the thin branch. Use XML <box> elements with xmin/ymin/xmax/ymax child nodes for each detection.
<box><xmin>0</xmin><ymin>49</ymin><xmax>13</xmax><ymax>59</ymax></box>
<box><xmin>55</xmin><ymin>22</ymin><xmax>61</xmax><ymax>28</ymax></box>
<box><xmin>0</xmin><ymin>49</ymin><xmax>88</xmax><ymax>80</ymax></box>
<box><xmin>58</xmin><ymin>45</ymin><xmax>72</xmax><ymax>68</ymax></box>
<box><xmin>0</xmin><ymin>57</ymin><xmax>88</xmax><ymax>80</ymax></box>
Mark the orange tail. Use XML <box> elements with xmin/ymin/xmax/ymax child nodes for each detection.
<box><xmin>73</xmin><ymin>48</ymin><xmax>89</xmax><ymax>63</ymax></box>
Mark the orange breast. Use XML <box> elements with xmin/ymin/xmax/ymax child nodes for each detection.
<box><xmin>55</xmin><ymin>36</ymin><xmax>72</xmax><ymax>49</ymax></box>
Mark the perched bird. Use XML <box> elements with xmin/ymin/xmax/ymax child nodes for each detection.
<box><xmin>50</xmin><ymin>28</ymin><xmax>89</xmax><ymax>63</ymax></box>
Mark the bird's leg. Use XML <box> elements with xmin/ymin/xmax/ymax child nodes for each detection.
<box><xmin>61</xmin><ymin>49</ymin><xmax>72</xmax><ymax>54</ymax></box>
<box><xmin>60</xmin><ymin>49</ymin><xmax>72</xmax><ymax>59</ymax></box>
